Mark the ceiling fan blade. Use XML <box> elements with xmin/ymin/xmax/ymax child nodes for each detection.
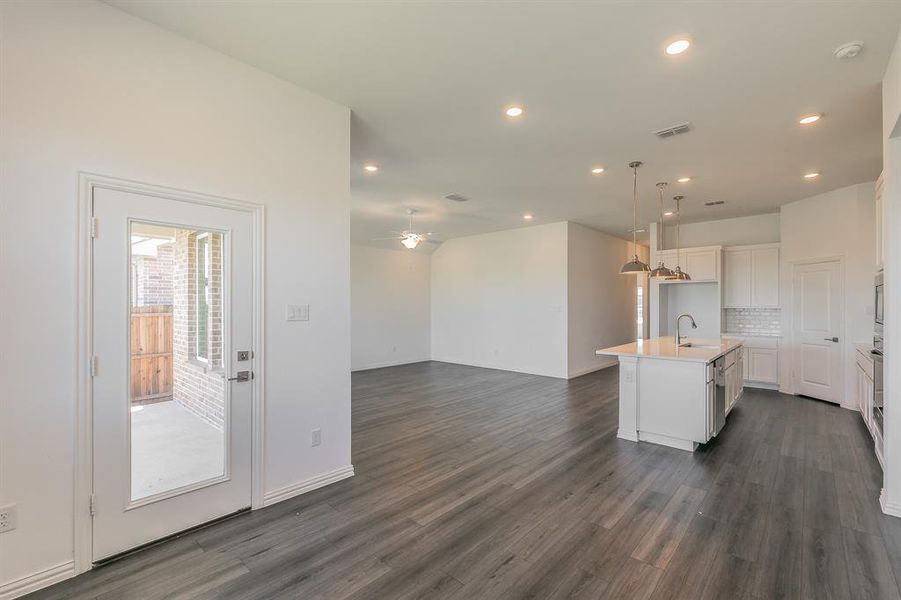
<box><xmin>423</xmin><ymin>238</ymin><xmax>444</xmax><ymax>244</ymax></box>
<box><xmin>370</xmin><ymin>236</ymin><xmax>403</xmax><ymax>241</ymax></box>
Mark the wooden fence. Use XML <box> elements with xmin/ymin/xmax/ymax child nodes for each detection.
<box><xmin>131</xmin><ymin>305</ymin><xmax>173</xmax><ymax>403</ymax></box>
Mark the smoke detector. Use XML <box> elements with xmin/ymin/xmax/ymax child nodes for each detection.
<box><xmin>833</xmin><ymin>41</ymin><xmax>863</xmax><ymax>59</ymax></box>
<box><xmin>654</xmin><ymin>122</ymin><xmax>692</xmax><ymax>139</ymax></box>
<box><xmin>444</xmin><ymin>193</ymin><xmax>469</xmax><ymax>202</ymax></box>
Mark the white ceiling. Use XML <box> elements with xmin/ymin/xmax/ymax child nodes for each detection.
<box><xmin>108</xmin><ymin>1</ymin><xmax>901</xmax><ymax>252</ymax></box>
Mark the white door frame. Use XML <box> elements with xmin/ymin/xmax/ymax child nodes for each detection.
<box><xmin>74</xmin><ymin>172</ymin><xmax>266</xmax><ymax>574</ymax></box>
<box><xmin>787</xmin><ymin>254</ymin><xmax>845</xmax><ymax>401</ymax></box>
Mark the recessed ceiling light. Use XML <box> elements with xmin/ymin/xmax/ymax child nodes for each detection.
<box><xmin>799</xmin><ymin>114</ymin><xmax>822</xmax><ymax>125</ymax></box>
<box><xmin>804</xmin><ymin>172</ymin><xmax>820</xmax><ymax>179</ymax></box>
<box><xmin>833</xmin><ymin>41</ymin><xmax>863</xmax><ymax>60</ymax></box>
<box><xmin>363</xmin><ymin>163</ymin><xmax>379</xmax><ymax>173</ymax></box>
<box><xmin>676</xmin><ymin>177</ymin><xmax>691</xmax><ymax>183</ymax></box>
<box><xmin>665</xmin><ymin>38</ymin><xmax>691</xmax><ymax>55</ymax></box>
<box><xmin>505</xmin><ymin>104</ymin><xmax>524</xmax><ymax>118</ymax></box>
<box><xmin>591</xmin><ymin>166</ymin><xmax>605</xmax><ymax>175</ymax></box>
<box><xmin>523</xmin><ymin>213</ymin><xmax>534</xmax><ymax>220</ymax></box>
<box><xmin>663</xmin><ymin>211</ymin><xmax>674</xmax><ymax>216</ymax></box>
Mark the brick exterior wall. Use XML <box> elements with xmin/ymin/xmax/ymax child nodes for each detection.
<box><xmin>172</xmin><ymin>229</ymin><xmax>226</xmax><ymax>431</ymax></box>
<box><xmin>132</xmin><ymin>243</ymin><xmax>174</xmax><ymax>306</ymax></box>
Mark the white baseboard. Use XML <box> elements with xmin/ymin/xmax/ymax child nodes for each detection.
<box><xmin>881</xmin><ymin>489</ymin><xmax>901</xmax><ymax>518</ymax></box>
<box><xmin>0</xmin><ymin>561</ymin><xmax>75</xmax><ymax>600</ymax></box>
<box><xmin>262</xmin><ymin>465</ymin><xmax>355</xmax><ymax>507</ymax></box>
<box><xmin>617</xmin><ymin>429</ymin><xmax>639</xmax><ymax>442</ymax></box>
<box><xmin>429</xmin><ymin>357</ymin><xmax>567</xmax><ymax>379</ymax></box>
<box><xmin>351</xmin><ymin>358</ymin><xmax>430</xmax><ymax>372</ymax></box>
<box><xmin>568</xmin><ymin>360</ymin><xmax>617</xmax><ymax>379</ymax></box>
<box><xmin>745</xmin><ymin>381</ymin><xmax>779</xmax><ymax>391</ymax></box>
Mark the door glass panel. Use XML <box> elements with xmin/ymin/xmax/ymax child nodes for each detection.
<box><xmin>129</xmin><ymin>222</ymin><xmax>226</xmax><ymax>502</ymax></box>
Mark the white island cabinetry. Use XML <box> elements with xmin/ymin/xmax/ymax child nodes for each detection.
<box><xmin>597</xmin><ymin>338</ymin><xmax>743</xmax><ymax>452</ymax></box>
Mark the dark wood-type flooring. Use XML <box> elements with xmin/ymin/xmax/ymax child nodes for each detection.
<box><xmin>31</xmin><ymin>361</ymin><xmax>901</xmax><ymax>599</ymax></box>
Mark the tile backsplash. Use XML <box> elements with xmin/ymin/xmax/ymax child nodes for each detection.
<box><xmin>724</xmin><ymin>307</ymin><xmax>781</xmax><ymax>336</ymax></box>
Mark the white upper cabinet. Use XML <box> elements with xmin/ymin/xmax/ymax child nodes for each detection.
<box><xmin>751</xmin><ymin>246</ymin><xmax>779</xmax><ymax>307</ymax></box>
<box><xmin>723</xmin><ymin>244</ymin><xmax>779</xmax><ymax>308</ymax></box>
<box><xmin>684</xmin><ymin>248</ymin><xmax>719</xmax><ymax>282</ymax></box>
<box><xmin>654</xmin><ymin>246</ymin><xmax>721</xmax><ymax>283</ymax></box>
<box><xmin>723</xmin><ymin>249</ymin><xmax>751</xmax><ymax>307</ymax></box>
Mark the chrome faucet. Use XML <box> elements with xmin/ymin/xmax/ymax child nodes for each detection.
<box><xmin>675</xmin><ymin>313</ymin><xmax>698</xmax><ymax>345</ymax></box>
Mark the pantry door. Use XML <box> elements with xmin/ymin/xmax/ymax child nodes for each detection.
<box><xmin>792</xmin><ymin>259</ymin><xmax>844</xmax><ymax>404</ymax></box>
<box><xmin>91</xmin><ymin>186</ymin><xmax>254</xmax><ymax>561</ymax></box>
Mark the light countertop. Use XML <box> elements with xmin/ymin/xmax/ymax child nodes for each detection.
<box><xmin>596</xmin><ymin>337</ymin><xmax>743</xmax><ymax>364</ymax></box>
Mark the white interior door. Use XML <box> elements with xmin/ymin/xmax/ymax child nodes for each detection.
<box><xmin>792</xmin><ymin>259</ymin><xmax>843</xmax><ymax>403</ymax></box>
<box><xmin>92</xmin><ymin>187</ymin><xmax>254</xmax><ymax>561</ymax></box>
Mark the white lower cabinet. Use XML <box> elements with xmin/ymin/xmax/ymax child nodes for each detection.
<box><xmin>723</xmin><ymin>336</ymin><xmax>779</xmax><ymax>387</ymax></box>
<box><xmin>747</xmin><ymin>347</ymin><xmax>778</xmax><ymax>384</ymax></box>
<box><xmin>725</xmin><ymin>347</ymin><xmax>743</xmax><ymax>416</ymax></box>
<box><xmin>856</xmin><ymin>349</ymin><xmax>874</xmax><ymax>434</ymax></box>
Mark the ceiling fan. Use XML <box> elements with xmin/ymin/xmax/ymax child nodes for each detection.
<box><xmin>372</xmin><ymin>208</ymin><xmax>442</xmax><ymax>249</ymax></box>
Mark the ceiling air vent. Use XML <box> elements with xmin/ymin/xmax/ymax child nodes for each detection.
<box><xmin>653</xmin><ymin>122</ymin><xmax>692</xmax><ymax>139</ymax></box>
<box><xmin>444</xmin><ymin>193</ymin><xmax>469</xmax><ymax>202</ymax></box>
<box><xmin>704</xmin><ymin>200</ymin><xmax>726</xmax><ymax>207</ymax></box>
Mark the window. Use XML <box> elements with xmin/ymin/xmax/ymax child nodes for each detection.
<box><xmin>195</xmin><ymin>233</ymin><xmax>210</xmax><ymax>363</ymax></box>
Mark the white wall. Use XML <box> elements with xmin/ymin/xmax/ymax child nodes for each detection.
<box><xmin>431</xmin><ymin>222</ymin><xmax>569</xmax><ymax>378</ymax></box>
<box><xmin>351</xmin><ymin>246</ymin><xmax>430</xmax><ymax>371</ymax></box>
<box><xmin>663</xmin><ymin>213</ymin><xmax>780</xmax><ymax>249</ymax></box>
<box><xmin>567</xmin><ymin>223</ymin><xmax>644</xmax><ymax>377</ymax></box>
<box><xmin>0</xmin><ymin>1</ymin><xmax>350</xmax><ymax>590</ymax></box>
<box><xmin>778</xmin><ymin>183</ymin><xmax>876</xmax><ymax>409</ymax></box>
<box><xmin>882</xmin><ymin>29</ymin><xmax>901</xmax><ymax>517</ymax></box>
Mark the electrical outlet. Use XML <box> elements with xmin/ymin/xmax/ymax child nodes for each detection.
<box><xmin>0</xmin><ymin>503</ymin><xmax>17</xmax><ymax>534</ymax></box>
<box><xmin>311</xmin><ymin>429</ymin><xmax>322</xmax><ymax>447</ymax></box>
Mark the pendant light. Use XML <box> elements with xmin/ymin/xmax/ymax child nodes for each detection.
<box><xmin>649</xmin><ymin>182</ymin><xmax>674</xmax><ymax>279</ymax></box>
<box><xmin>667</xmin><ymin>195</ymin><xmax>691</xmax><ymax>280</ymax></box>
<box><xmin>620</xmin><ymin>161</ymin><xmax>651</xmax><ymax>275</ymax></box>
<box><xmin>401</xmin><ymin>208</ymin><xmax>421</xmax><ymax>249</ymax></box>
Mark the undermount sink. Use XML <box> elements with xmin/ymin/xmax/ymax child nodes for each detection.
<box><xmin>678</xmin><ymin>343</ymin><xmax>721</xmax><ymax>349</ymax></box>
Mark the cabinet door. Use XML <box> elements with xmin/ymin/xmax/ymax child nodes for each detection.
<box><xmin>724</xmin><ymin>249</ymin><xmax>752</xmax><ymax>307</ymax></box>
<box><xmin>655</xmin><ymin>250</ymin><xmax>678</xmax><ymax>270</ymax></box>
<box><xmin>684</xmin><ymin>249</ymin><xmax>718</xmax><ymax>282</ymax></box>
<box><xmin>742</xmin><ymin>347</ymin><xmax>750</xmax><ymax>380</ymax></box>
<box><xmin>725</xmin><ymin>364</ymin><xmax>736</xmax><ymax>413</ymax></box>
<box><xmin>748</xmin><ymin>348</ymin><xmax>778</xmax><ymax>383</ymax></box>
<box><xmin>859</xmin><ymin>365</ymin><xmax>874</xmax><ymax>433</ymax></box>
<box><xmin>751</xmin><ymin>247</ymin><xmax>779</xmax><ymax>307</ymax></box>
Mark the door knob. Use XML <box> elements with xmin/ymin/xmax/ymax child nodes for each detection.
<box><xmin>824</xmin><ymin>337</ymin><xmax>839</xmax><ymax>343</ymax></box>
<box><xmin>227</xmin><ymin>371</ymin><xmax>253</xmax><ymax>382</ymax></box>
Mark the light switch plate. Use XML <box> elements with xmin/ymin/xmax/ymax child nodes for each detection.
<box><xmin>286</xmin><ymin>304</ymin><xmax>310</xmax><ymax>322</ymax></box>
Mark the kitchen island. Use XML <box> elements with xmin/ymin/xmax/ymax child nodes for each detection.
<box><xmin>596</xmin><ymin>337</ymin><xmax>744</xmax><ymax>451</ymax></box>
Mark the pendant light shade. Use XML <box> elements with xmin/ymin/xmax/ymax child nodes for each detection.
<box><xmin>665</xmin><ymin>195</ymin><xmax>691</xmax><ymax>280</ymax></box>
<box><xmin>649</xmin><ymin>182</ymin><xmax>674</xmax><ymax>279</ymax></box>
<box><xmin>620</xmin><ymin>161</ymin><xmax>651</xmax><ymax>275</ymax></box>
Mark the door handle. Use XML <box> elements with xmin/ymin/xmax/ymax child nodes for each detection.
<box><xmin>824</xmin><ymin>337</ymin><xmax>839</xmax><ymax>343</ymax></box>
<box><xmin>227</xmin><ymin>370</ymin><xmax>253</xmax><ymax>382</ymax></box>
